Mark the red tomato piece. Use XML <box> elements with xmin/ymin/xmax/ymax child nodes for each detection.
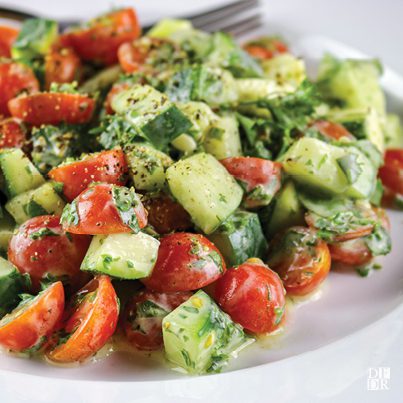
<box><xmin>63</xmin><ymin>8</ymin><xmax>141</xmax><ymax>65</ymax></box>
<box><xmin>214</xmin><ymin>259</ymin><xmax>286</xmax><ymax>334</ymax></box>
<box><xmin>0</xmin><ymin>117</ymin><xmax>26</xmax><ymax>148</ymax></box>
<box><xmin>45</xmin><ymin>46</ymin><xmax>82</xmax><ymax>90</ymax></box>
<box><xmin>0</xmin><ymin>25</ymin><xmax>19</xmax><ymax>57</ymax></box>
<box><xmin>8</xmin><ymin>215</ymin><xmax>91</xmax><ymax>292</ymax></box>
<box><xmin>142</xmin><ymin>233</ymin><xmax>226</xmax><ymax>292</ymax></box>
<box><xmin>379</xmin><ymin>149</ymin><xmax>403</xmax><ymax>196</ymax></box>
<box><xmin>310</xmin><ymin>120</ymin><xmax>355</xmax><ymax>141</ymax></box>
<box><xmin>0</xmin><ymin>61</ymin><xmax>39</xmax><ymax>116</ymax></box>
<box><xmin>267</xmin><ymin>226</ymin><xmax>331</xmax><ymax>296</ymax></box>
<box><xmin>143</xmin><ymin>194</ymin><xmax>192</xmax><ymax>235</ymax></box>
<box><xmin>0</xmin><ymin>282</ymin><xmax>64</xmax><ymax>352</ymax></box>
<box><xmin>47</xmin><ymin>275</ymin><xmax>119</xmax><ymax>363</ymax></box>
<box><xmin>48</xmin><ymin>149</ymin><xmax>128</xmax><ymax>201</ymax></box>
<box><xmin>123</xmin><ymin>290</ymin><xmax>192</xmax><ymax>351</ymax></box>
<box><xmin>62</xmin><ymin>183</ymin><xmax>147</xmax><ymax>235</ymax></box>
<box><xmin>221</xmin><ymin>157</ymin><xmax>282</xmax><ymax>208</ymax></box>
<box><xmin>244</xmin><ymin>37</ymin><xmax>288</xmax><ymax>60</ymax></box>
<box><xmin>8</xmin><ymin>92</ymin><xmax>95</xmax><ymax>126</ymax></box>
<box><xmin>328</xmin><ymin>238</ymin><xmax>372</xmax><ymax>266</ymax></box>
<box><xmin>104</xmin><ymin>81</ymin><xmax>131</xmax><ymax>114</ymax></box>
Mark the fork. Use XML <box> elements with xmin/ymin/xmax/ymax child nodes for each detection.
<box><xmin>0</xmin><ymin>0</ymin><xmax>262</xmax><ymax>37</ymax></box>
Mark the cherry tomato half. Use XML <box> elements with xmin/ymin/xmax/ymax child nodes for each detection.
<box><xmin>45</xmin><ymin>46</ymin><xmax>82</xmax><ymax>90</ymax></box>
<box><xmin>8</xmin><ymin>215</ymin><xmax>91</xmax><ymax>292</ymax></box>
<box><xmin>8</xmin><ymin>92</ymin><xmax>95</xmax><ymax>126</ymax></box>
<box><xmin>0</xmin><ymin>282</ymin><xmax>64</xmax><ymax>352</ymax></box>
<box><xmin>123</xmin><ymin>290</ymin><xmax>192</xmax><ymax>351</ymax></box>
<box><xmin>0</xmin><ymin>117</ymin><xmax>26</xmax><ymax>149</ymax></box>
<box><xmin>0</xmin><ymin>61</ymin><xmax>39</xmax><ymax>116</ymax></box>
<box><xmin>63</xmin><ymin>8</ymin><xmax>141</xmax><ymax>65</ymax></box>
<box><xmin>379</xmin><ymin>149</ymin><xmax>403</xmax><ymax>196</ymax></box>
<box><xmin>142</xmin><ymin>233</ymin><xmax>226</xmax><ymax>292</ymax></box>
<box><xmin>61</xmin><ymin>183</ymin><xmax>147</xmax><ymax>235</ymax></box>
<box><xmin>143</xmin><ymin>194</ymin><xmax>192</xmax><ymax>235</ymax></box>
<box><xmin>48</xmin><ymin>149</ymin><xmax>128</xmax><ymax>201</ymax></box>
<box><xmin>267</xmin><ymin>226</ymin><xmax>331</xmax><ymax>296</ymax></box>
<box><xmin>310</xmin><ymin>120</ymin><xmax>355</xmax><ymax>141</ymax></box>
<box><xmin>244</xmin><ymin>37</ymin><xmax>288</xmax><ymax>60</ymax></box>
<box><xmin>221</xmin><ymin>157</ymin><xmax>282</xmax><ymax>208</ymax></box>
<box><xmin>47</xmin><ymin>275</ymin><xmax>119</xmax><ymax>363</ymax></box>
<box><xmin>0</xmin><ymin>25</ymin><xmax>19</xmax><ymax>58</ymax></box>
<box><xmin>214</xmin><ymin>259</ymin><xmax>286</xmax><ymax>334</ymax></box>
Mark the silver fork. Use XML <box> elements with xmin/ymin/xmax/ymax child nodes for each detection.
<box><xmin>0</xmin><ymin>0</ymin><xmax>262</xmax><ymax>37</ymax></box>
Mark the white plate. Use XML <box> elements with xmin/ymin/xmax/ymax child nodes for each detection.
<box><xmin>1</xmin><ymin>1</ymin><xmax>403</xmax><ymax>402</ymax></box>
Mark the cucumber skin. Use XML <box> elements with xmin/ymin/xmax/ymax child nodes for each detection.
<box><xmin>166</xmin><ymin>153</ymin><xmax>243</xmax><ymax>234</ymax></box>
<box><xmin>0</xmin><ymin>258</ymin><xmax>23</xmax><ymax>318</ymax></box>
<box><xmin>208</xmin><ymin>210</ymin><xmax>267</xmax><ymax>266</ymax></box>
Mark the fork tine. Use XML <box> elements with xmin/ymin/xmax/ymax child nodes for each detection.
<box><xmin>199</xmin><ymin>11</ymin><xmax>262</xmax><ymax>36</ymax></box>
<box><xmin>190</xmin><ymin>0</ymin><xmax>259</xmax><ymax>27</ymax></box>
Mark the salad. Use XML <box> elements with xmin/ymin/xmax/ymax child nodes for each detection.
<box><xmin>0</xmin><ymin>7</ymin><xmax>401</xmax><ymax>375</ymax></box>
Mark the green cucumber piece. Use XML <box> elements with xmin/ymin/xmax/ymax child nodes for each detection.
<box><xmin>261</xmin><ymin>180</ymin><xmax>305</xmax><ymax>238</ymax></box>
<box><xmin>125</xmin><ymin>143</ymin><xmax>173</xmax><ymax>191</ymax></box>
<box><xmin>262</xmin><ymin>53</ymin><xmax>306</xmax><ymax>87</ymax></box>
<box><xmin>0</xmin><ymin>211</ymin><xmax>16</xmax><ymax>256</ymax></box>
<box><xmin>166</xmin><ymin>153</ymin><xmax>243</xmax><ymax>234</ymax></box>
<box><xmin>81</xmin><ymin>232</ymin><xmax>160</xmax><ymax>280</ymax></box>
<box><xmin>0</xmin><ymin>257</ymin><xmax>23</xmax><ymax>317</ymax></box>
<box><xmin>208</xmin><ymin>210</ymin><xmax>267</xmax><ymax>266</ymax></box>
<box><xmin>204</xmin><ymin>113</ymin><xmax>242</xmax><ymax>160</ymax></box>
<box><xmin>281</xmin><ymin>137</ymin><xmax>349</xmax><ymax>196</ymax></box>
<box><xmin>6</xmin><ymin>182</ymin><xmax>65</xmax><ymax>224</ymax></box>
<box><xmin>112</xmin><ymin>84</ymin><xmax>192</xmax><ymax>150</ymax></box>
<box><xmin>147</xmin><ymin>19</ymin><xmax>193</xmax><ymax>38</ymax></box>
<box><xmin>0</xmin><ymin>148</ymin><xmax>45</xmax><ymax>198</ymax></box>
<box><xmin>12</xmin><ymin>18</ymin><xmax>58</xmax><ymax>60</ymax></box>
<box><xmin>162</xmin><ymin>290</ymin><xmax>253</xmax><ymax>374</ymax></box>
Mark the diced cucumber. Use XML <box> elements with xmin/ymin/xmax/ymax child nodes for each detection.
<box><xmin>204</xmin><ymin>113</ymin><xmax>242</xmax><ymax>160</ymax></box>
<box><xmin>281</xmin><ymin>137</ymin><xmax>349</xmax><ymax>196</ymax></box>
<box><xmin>384</xmin><ymin>113</ymin><xmax>403</xmax><ymax>148</ymax></box>
<box><xmin>0</xmin><ymin>148</ymin><xmax>45</xmax><ymax>198</ymax></box>
<box><xmin>327</xmin><ymin>107</ymin><xmax>385</xmax><ymax>152</ymax></box>
<box><xmin>162</xmin><ymin>290</ymin><xmax>253</xmax><ymax>374</ymax></box>
<box><xmin>262</xmin><ymin>53</ymin><xmax>306</xmax><ymax>87</ymax></box>
<box><xmin>81</xmin><ymin>232</ymin><xmax>160</xmax><ymax>280</ymax></box>
<box><xmin>166</xmin><ymin>65</ymin><xmax>238</xmax><ymax>108</ymax></box>
<box><xmin>261</xmin><ymin>180</ymin><xmax>305</xmax><ymax>238</ymax></box>
<box><xmin>166</xmin><ymin>153</ymin><xmax>243</xmax><ymax>234</ymax></box>
<box><xmin>112</xmin><ymin>84</ymin><xmax>192</xmax><ymax>150</ymax></box>
<box><xmin>0</xmin><ymin>257</ymin><xmax>23</xmax><ymax>317</ymax></box>
<box><xmin>206</xmin><ymin>32</ymin><xmax>263</xmax><ymax>78</ymax></box>
<box><xmin>12</xmin><ymin>18</ymin><xmax>58</xmax><ymax>60</ymax></box>
<box><xmin>236</xmin><ymin>79</ymin><xmax>294</xmax><ymax>103</ymax></box>
<box><xmin>80</xmin><ymin>65</ymin><xmax>122</xmax><ymax>94</ymax></box>
<box><xmin>208</xmin><ymin>210</ymin><xmax>267</xmax><ymax>266</ymax></box>
<box><xmin>6</xmin><ymin>182</ymin><xmax>65</xmax><ymax>224</ymax></box>
<box><xmin>125</xmin><ymin>143</ymin><xmax>173</xmax><ymax>191</ymax></box>
<box><xmin>0</xmin><ymin>211</ymin><xmax>16</xmax><ymax>256</ymax></box>
<box><xmin>317</xmin><ymin>54</ymin><xmax>386</xmax><ymax>115</ymax></box>
<box><xmin>147</xmin><ymin>19</ymin><xmax>193</xmax><ymax>38</ymax></box>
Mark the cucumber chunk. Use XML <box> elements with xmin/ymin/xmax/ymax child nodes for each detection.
<box><xmin>111</xmin><ymin>84</ymin><xmax>192</xmax><ymax>150</ymax></box>
<box><xmin>166</xmin><ymin>153</ymin><xmax>243</xmax><ymax>234</ymax></box>
<box><xmin>125</xmin><ymin>143</ymin><xmax>173</xmax><ymax>191</ymax></box>
<box><xmin>208</xmin><ymin>210</ymin><xmax>267</xmax><ymax>266</ymax></box>
<box><xmin>162</xmin><ymin>290</ymin><xmax>253</xmax><ymax>374</ymax></box>
<box><xmin>204</xmin><ymin>113</ymin><xmax>242</xmax><ymax>160</ymax></box>
<box><xmin>281</xmin><ymin>137</ymin><xmax>349</xmax><ymax>196</ymax></box>
<box><xmin>12</xmin><ymin>18</ymin><xmax>58</xmax><ymax>60</ymax></box>
<box><xmin>0</xmin><ymin>212</ymin><xmax>16</xmax><ymax>256</ymax></box>
<box><xmin>262</xmin><ymin>53</ymin><xmax>306</xmax><ymax>87</ymax></box>
<box><xmin>6</xmin><ymin>182</ymin><xmax>65</xmax><ymax>224</ymax></box>
<box><xmin>81</xmin><ymin>232</ymin><xmax>160</xmax><ymax>280</ymax></box>
<box><xmin>0</xmin><ymin>148</ymin><xmax>45</xmax><ymax>198</ymax></box>
<box><xmin>147</xmin><ymin>19</ymin><xmax>193</xmax><ymax>38</ymax></box>
<box><xmin>261</xmin><ymin>180</ymin><xmax>305</xmax><ymax>238</ymax></box>
<box><xmin>0</xmin><ymin>257</ymin><xmax>23</xmax><ymax>317</ymax></box>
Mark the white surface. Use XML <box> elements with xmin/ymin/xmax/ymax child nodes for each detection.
<box><xmin>1</xmin><ymin>0</ymin><xmax>403</xmax><ymax>402</ymax></box>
